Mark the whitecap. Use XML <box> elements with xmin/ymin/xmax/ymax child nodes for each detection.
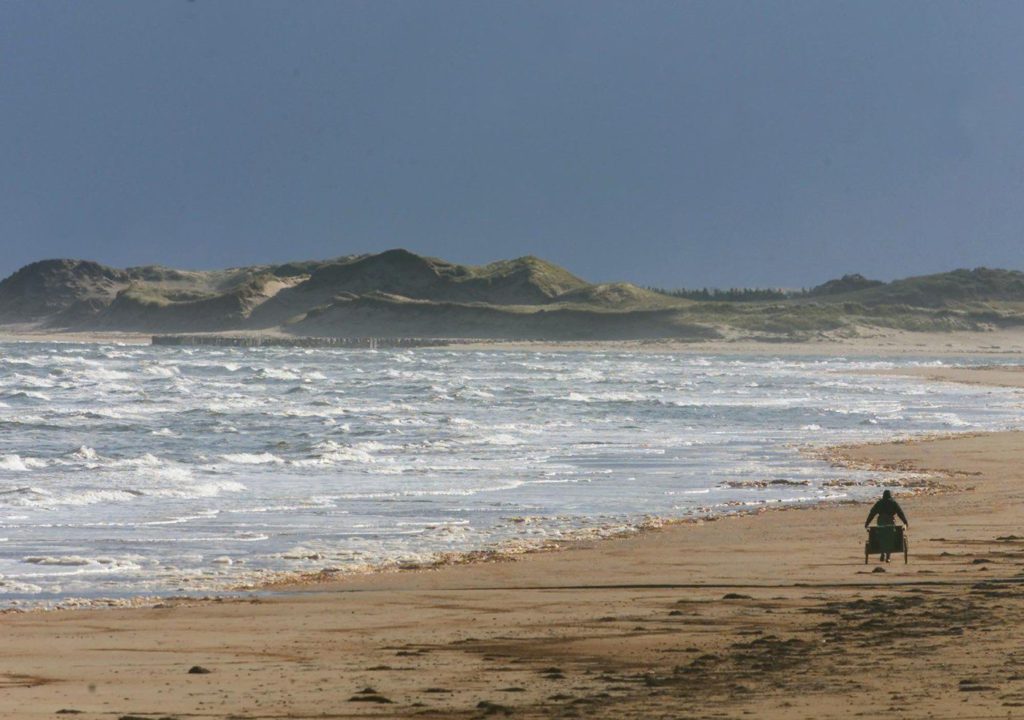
<box><xmin>256</xmin><ymin>367</ymin><xmax>300</xmax><ymax>381</ymax></box>
<box><xmin>5</xmin><ymin>390</ymin><xmax>51</xmax><ymax>401</ymax></box>
<box><xmin>455</xmin><ymin>388</ymin><xmax>496</xmax><ymax>400</ymax></box>
<box><xmin>57</xmin><ymin>489</ymin><xmax>145</xmax><ymax>506</ymax></box>
<box><xmin>0</xmin><ymin>455</ymin><xmax>31</xmax><ymax>472</ymax></box>
<box><xmin>220</xmin><ymin>452</ymin><xmax>284</xmax><ymax>465</ymax></box>
<box><xmin>0</xmin><ymin>579</ymin><xmax>43</xmax><ymax>594</ymax></box>
<box><xmin>478</xmin><ymin>433</ymin><xmax>523</xmax><ymax>446</ymax></box>
<box><xmin>72</xmin><ymin>445</ymin><xmax>99</xmax><ymax>461</ymax></box>
<box><xmin>149</xmin><ymin>480</ymin><xmax>246</xmax><ymax>498</ymax></box>
<box><xmin>23</xmin><ymin>556</ymin><xmax>91</xmax><ymax>566</ymax></box>
<box><xmin>111</xmin><ymin>453</ymin><xmax>164</xmax><ymax>468</ymax></box>
<box><xmin>10</xmin><ymin>373</ymin><xmax>56</xmax><ymax>389</ymax></box>
<box><xmin>296</xmin><ymin>440</ymin><xmax>382</xmax><ymax>466</ymax></box>
<box><xmin>142</xmin><ymin>364</ymin><xmax>180</xmax><ymax>378</ymax></box>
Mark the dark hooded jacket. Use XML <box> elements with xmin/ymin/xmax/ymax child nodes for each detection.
<box><xmin>865</xmin><ymin>491</ymin><xmax>908</xmax><ymax>527</ymax></box>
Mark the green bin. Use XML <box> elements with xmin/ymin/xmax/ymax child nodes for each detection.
<box><xmin>865</xmin><ymin>525</ymin><xmax>908</xmax><ymax>563</ymax></box>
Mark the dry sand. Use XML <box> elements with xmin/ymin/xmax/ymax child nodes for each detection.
<box><xmin>0</xmin><ymin>329</ymin><xmax>151</xmax><ymax>345</ymax></box>
<box><xmin>867</xmin><ymin>364</ymin><xmax>1024</xmax><ymax>388</ymax></box>
<box><xmin>6</xmin><ymin>326</ymin><xmax>1024</xmax><ymax>356</ymax></box>
<box><xmin>0</xmin><ymin>370</ymin><xmax>1023</xmax><ymax>718</ymax></box>
<box><xmin>456</xmin><ymin>327</ymin><xmax>1024</xmax><ymax>357</ymax></box>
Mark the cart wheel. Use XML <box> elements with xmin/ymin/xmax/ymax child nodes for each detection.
<box><xmin>904</xmin><ymin>536</ymin><xmax>909</xmax><ymax>564</ymax></box>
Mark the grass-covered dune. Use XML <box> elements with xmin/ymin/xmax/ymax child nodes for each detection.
<box><xmin>1</xmin><ymin>250</ymin><xmax>1023</xmax><ymax>340</ymax></box>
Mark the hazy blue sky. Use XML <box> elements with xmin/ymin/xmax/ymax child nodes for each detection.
<box><xmin>2</xmin><ymin>1</ymin><xmax>1023</xmax><ymax>288</ymax></box>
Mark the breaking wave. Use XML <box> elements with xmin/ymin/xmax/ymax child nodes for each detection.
<box><xmin>0</xmin><ymin>342</ymin><xmax>1021</xmax><ymax>604</ymax></box>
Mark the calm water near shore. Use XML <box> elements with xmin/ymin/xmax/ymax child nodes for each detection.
<box><xmin>0</xmin><ymin>342</ymin><xmax>1021</xmax><ymax>605</ymax></box>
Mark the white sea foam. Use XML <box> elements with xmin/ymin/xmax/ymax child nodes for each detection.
<box><xmin>257</xmin><ymin>367</ymin><xmax>301</xmax><ymax>381</ymax></box>
<box><xmin>112</xmin><ymin>453</ymin><xmax>164</xmax><ymax>468</ymax></box>
<box><xmin>72</xmin><ymin>445</ymin><xmax>99</xmax><ymax>461</ymax></box>
<box><xmin>150</xmin><ymin>480</ymin><xmax>246</xmax><ymax>498</ymax></box>
<box><xmin>0</xmin><ymin>343</ymin><xmax>1021</xmax><ymax>604</ymax></box>
<box><xmin>220</xmin><ymin>452</ymin><xmax>284</xmax><ymax>465</ymax></box>
<box><xmin>0</xmin><ymin>455</ymin><xmax>39</xmax><ymax>472</ymax></box>
<box><xmin>142</xmin><ymin>364</ymin><xmax>180</xmax><ymax>378</ymax></box>
<box><xmin>24</xmin><ymin>556</ymin><xmax>91</xmax><ymax>566</ymax></box>
<box><xmin>929</xmin><ymin>412</ymin><xmax>972</xmax><ymax>427</ymax></box>
<box><xmin>9</xmin><ymin>373</ymin><xmax>57</xmax><ymax>389</ymax></box>
<box><xmin>0</xmin><ymin>579</ymin><xmax>43</xmax><ymax>594</ymax></box>
<box><xmin>6</xmin><ymin>390</ymin><xmax>52</xmax><ymax>401</ymax></box>
<box><xmin>478</xmin><ymin>433</ymin><xmax>523</xmax><ymax>446</ymax></box>
<box><xmin>55</xmin><ymin>489</ymin><xmax>145</xmax><ymax>506</ymax></box>
<box><xmin>77</xmin><ymin>366</ymin><xmax>136</xmax><ymax>383</ymax></box>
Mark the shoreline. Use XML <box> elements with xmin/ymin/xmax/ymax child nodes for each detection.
<box><xmin>15</xmin><ymin>486</ymin><xmax>894</xmax><ymax>612</ymax></box>
<box><xmin>863</xmin><ymin>363</ymin><xmax>1024</xmax><ymax>388</ymax></box>
<box><xmin>5</xmin><ymin>326</ymin><xmax>1024</xmax><ymax>356</ymax></box>
<box><xmin>0</xmin><ymin>362</ymin><xmax>1012</xmax><ymax>609</ymax></box>
<box><xmin>0</xmin><ymin>367</ymin><xmax>1022</xmax><ymax>718</ymax></box>
<box><xmin>4</xmin><ymin>430</ymin><xmax>1021</xmax><ymax>718</ymax></box>
<box><xmin>261</xmin><ymin>434</ymin><xmax>959</xmax><ymax>597</ymax></box>
<box><xmin>2</xmin><ymin>336</ymin><xmax>1015</xmax><ymax>612</ymax></box>
<box><xmin>11</xmin><ymin>430</ymin><xmax>953</xmax><ymax>612</ymax></box>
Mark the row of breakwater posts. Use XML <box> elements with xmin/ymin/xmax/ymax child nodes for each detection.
<box><xmin>151</xmin><ymin>335</ymin><xmax>463</xmax><ymax>349</ymax></box>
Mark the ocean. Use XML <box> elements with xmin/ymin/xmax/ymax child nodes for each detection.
<box><xmin>0</xmin><ymin>342</ymin><xmax>1021</xmax><ymax>606</ymax></box>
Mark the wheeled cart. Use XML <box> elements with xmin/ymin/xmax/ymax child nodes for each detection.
<box><xmin>865</xmin><ymin>525</ymin><xmax>908</xmax><ymax>564</ymax></box>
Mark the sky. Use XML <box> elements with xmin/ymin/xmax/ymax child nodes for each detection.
<box><xmin>2</xmin><ymin>1</ymin><xmax>1024</xmax><ymax>289</ymax></box>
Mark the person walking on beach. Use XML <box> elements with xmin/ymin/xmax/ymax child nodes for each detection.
<box><xmin>864</xmin><ymin>489</ymin><xmax>909</xmax><ymax>562</ymax></box>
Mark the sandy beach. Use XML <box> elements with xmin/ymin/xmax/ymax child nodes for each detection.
<box><xmin>457</xmin><ymin>328</ymin><xmax>1024</xmax><ymax>358</ymax></box>
<box><xmin>6</xmin><ymin>326</ymin><xmax>1024</xmax><ymax>357</ymax></box>
<box><xmin>8</xmin><ymin>0</ymin><xmax>1024</xmax><ymax>716</ymax></box>
<box><xmin>0</xmin><ymin>364</ymin><xmax>1021</xmax><ymax>718</ymax></box>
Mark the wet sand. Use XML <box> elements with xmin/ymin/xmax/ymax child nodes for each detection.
<box><xmin>0</xmin><ymin>371</ymin><xmax>1022</xmax><ymax>718</ymax></box>
<box><xmin>868</xmin><ymin>363</ymin><xmax>1024</xmax><ymax>388</ymax></box>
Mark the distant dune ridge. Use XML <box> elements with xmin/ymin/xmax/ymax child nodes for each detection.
<box><xmin>2</xmin><ymin>249</ymin><xmax>1024</xmax><ymax>340</ymax></box>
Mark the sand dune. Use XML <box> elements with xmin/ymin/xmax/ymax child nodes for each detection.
<box><xmin>8</xmin><ymin>253</ymin><xmax>1024</xmax><ymax>342</ymax></box>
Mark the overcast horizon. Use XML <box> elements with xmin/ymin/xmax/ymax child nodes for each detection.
<box><xmin>3</xmin><ymin>1</ymin><xmax>1024</xmax><ymax>288</ymax></box>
